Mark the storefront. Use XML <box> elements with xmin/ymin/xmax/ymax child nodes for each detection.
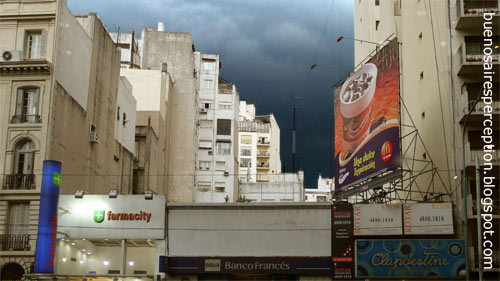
<box><xmin>52</xmin><ymin>194</ymin><xmax>166</xmax><ymax>280</ymax></box>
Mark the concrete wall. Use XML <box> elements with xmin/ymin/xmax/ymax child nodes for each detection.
<box><xmin>167</xmin><ymin>203</ymin><xmax>331</xmax><ymax>256</ymax></box>
<box><xmin>49</xmin><ymin>13</ymin><xmax>133</xmax><ymax>195</ymax></box>
<box><xmin>55</xmin><ymin>3</ymin><xmax>92</xmax><ymax>110</ymax></box>
<box><xmin>239</xmin><ymin>172</ymin><xmax>304</xmax><ymax>202</ymax></box>
<box><xmin>115</xmin><ymin>76</ymin><xmax>136</xmax><ymax>154</ymax></box>
<box><xmin>142</xmin><ymin>27</ymin><xmax>197</xmax><ymax>202</ymax></box>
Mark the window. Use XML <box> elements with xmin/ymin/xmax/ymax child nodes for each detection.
<box><xmin>198</xmin><ymin>161</ymin><xmax>211</xmax><ymax>170</ymax></box>
<box><xmin>317</xmin><ymin>196</ymin><xmax>327</xmax><ymax>202</ymax></box>
<box><xmin>218</xmin><ymin>103</ymin><xmax>232</xmax><ymax>110</ymax></box>
<box><xmin>8</xmin><ymin>202</ymin><xmax>29</xmax><ymax>235</ymax></box>
<box><xmin>375</xmin><ymin>0</ymin><xmax>379</xmax><ymax>6</ymax></box>
<box><xmin>25</xmin><ymin>31</ymin><xmax>43</xmax><ymax>59</ymax></box>
<box><xmin>375</xmin><ymin>20</ymin><xmax>380</xmax><ymax>31</ymax></box>
<box><xmin>203</xmin><ymin>79</ymin><xmax>213</xmax><ymax>90</ymax></box>
<box><xmin>198</xmin><ymin>182</ymin><xmax>210</xmax><ymax>192</ymax></box>
<box><xmin>216</xmin><ymin>142</ymin><xmax>231</xmax><ymax>155</ymax></box>
<box><xmin>240</xmin><ymin>148</ymin><xmax>252</xmax><ymax>156</ymax></box>
<box><xmin>215</xmin><ymin>182</ymin><xmax>225</xmax><ymax>192</ymax></box>
<box><xmin>217</xmin><ymin>119</ymin><xmax>231</xmax><ymax>135</ymax></box>
<box><xmin>13</xmin><ymin>88</ymin><xmax>40</xmax><ymax>123</ymax></box>
<box><xmin>215</xmin><ymin>161</ymin><xmax>226</xmax><ymax>171</ymax></box>
<box><xmin>15</xmin><ymin>140</ymin><xmax>35</xmax><ymax>175</ymax></box>
<box><xmin>203</xmin><ymin>61</ymin><xmax>215</xmax><ymax>71</ymax></box>
<box><xmin>241</xmin><ymin>135</ymin><xmax>252</xmax><ymax>144</ymax></box>
<box><xmin>240</xmin><ymin>158</ymin><xmax>251</xmax><ymax>168</ymax></box>
<box><xmin>117</xmin><ymin>106</ymin><xmax>120</xmax><ymax>120</ymax></box>
<box><xmin>201</xmin><ymin>102</ymin><xmax>213</xmax><ymax>109</ymax></box>
<box><xmin>199</xmin><ymin>140</ymin><xmax>212</xmax><ymax>149</ymax></box>
<box><xmin>199</xmin><ymin>120</ymin><xmax>212</xmax><ymax>128</ymax></box>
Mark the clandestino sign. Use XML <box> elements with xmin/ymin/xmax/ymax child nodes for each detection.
<box><xmin>58</xmin><ymin>195</ymin><xmax>164</xmax><ymax>239</ymax></box>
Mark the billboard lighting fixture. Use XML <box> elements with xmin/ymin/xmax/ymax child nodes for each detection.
<box><xmin>129</xmin><ymin>261</ymin><xmax>134</xmax><ymax>266</ymax></box>
<box><xmin>109</xmin><ymin>189</ymin><xmax>118</xmax><ymax>198</ymax></box>
<box><xmin>103</xmin><ymin>260</ymin><xmax>109</xmax><ymax>266</ymax></box>
<box><xmin>75</xmin><ymin>189</ymin><xmax>85</xmax><ymax>198</ymax></box>
<box><xmin>145</xmin><ymin>190</ymin><xmax>154</xmax><ymax>200</ymax></box>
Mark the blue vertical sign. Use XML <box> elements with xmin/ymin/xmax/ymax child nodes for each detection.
<box><xmin>34</xmin><ymin>160</ymin><xmax>62</xmax><ymax>273</ymax></box>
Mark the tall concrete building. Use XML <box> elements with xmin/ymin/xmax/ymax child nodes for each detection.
<box><xmin>0</xmin><ymin>0</ymin><xmax>135</xmax><ymax>275</ymax></box>
<box><xmin>353</xmin><ymin>0</ymin><xmax>454</xmax><ymax>202</ymax></box>
<box><xmin>140</xmin><ymin>23</ymin><xmax>198</xmax><ymax>202</ymax></box>
<box><xmin>194</xmin><ymin>54</ymin><xmax>240</xmax><ymax>202</ymax></box>
<box><xmin>449</xmin><ymin>0</ymin><xmax>499</xmax><ymax>274</ymax></box>
<box><xmin>238</xmin><ymin>101</ymin><xmax>281</xmax><ymax>183</ymax></box>
<box><xmin>109</xmin><ymin>31</ymin><xmax>141</xmax><ymax>69</ymax></box>
<box><xmin>354</xmin><ymin>0</ymin><xmax>499</xmax><ymax>275</ymax></box>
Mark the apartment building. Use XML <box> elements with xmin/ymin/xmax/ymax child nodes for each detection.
<box><xmin>304</xmin><ymin>174</ymin><xmax>334</xmax><ymax>202</ymax></box>
<box><xmin>450</xmin><ymin>0</ymin><xmax>499</xmax><ymax>274</ymax></box>
<box><xmin>140</xmin><ymin>24</ymin><xmax>198</xmax><ymax>202</ymax></box>
<box><xmin>238</xmin><ymin>101</ymin><xmax>281</xmax><ymax>183</ymax></box>
<box><xmin>354</xmin><ymin>0</ymin><xmax>499</xmax><ymax>275</ymax></box>
<box><xmin>195</xmin><ymin>54</ymin><xmax>240</xmax><ymax>202</ymax></box>
<box><xmin>0</xmin><ymin>0</ymin><xmax>135</xmax><ymax>276</ymax></box>
<box><xmin>109</xmin><ymin>31</ymin><xmax>141</xmax><ymax>69</ymax></box>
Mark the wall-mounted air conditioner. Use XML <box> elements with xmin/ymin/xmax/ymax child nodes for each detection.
<box><xmin>89</xmin><ymin>132</ymin><xmax>99</xmax><ymax>143</ymax></box>
<box><xmin>1</xmin><ymin>50</ymin><xmax>23</xmax><ymax>62</ymax></box>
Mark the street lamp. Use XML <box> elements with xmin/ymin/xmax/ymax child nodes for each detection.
<box><xmin>336</xmin><ymin>36</ymin><xmax>382</xmax><ymax>46</ymax></box>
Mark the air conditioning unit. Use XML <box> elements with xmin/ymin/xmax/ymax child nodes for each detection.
<box><xmin>1</xmin><ymin>50</ymin><xmax>23</xmax><ymax>62</ymax></box>
<box><xmin>224</xmin><ymin>171</ymin><xmax>229</xmax><ymax>177</ymax></box>
<box><xmin>200</xmin><ymin>108</ymin><xmax>208</xmax><ymax>113</ymax></box>
<box><xmin>89</xmin><ymin>132</ymin><xmax>99</xmax><ymax>143</ymax></box>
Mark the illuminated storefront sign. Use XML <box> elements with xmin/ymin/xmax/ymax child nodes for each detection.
<box><xmin>356</xmin><ymin>240</ymin><xmax>466</xmax><ymax>277</ymax></box>
<box><xmin>34</xmin><ymin>160</ymin><xmax>62</xmax><ymax>273</ymax></box>
<box><xmin>58</xmin><ymin>195</ymin><xmax>165</xmax><ymax>239</ymax></box>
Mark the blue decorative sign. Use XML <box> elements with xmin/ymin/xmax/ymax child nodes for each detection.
<box><xmin>34</xmin><ymin>160</ymin><xmax>62</xmax><ymax>273</ymax></box>
<box><xmin>356</xmin><ymin>240</ymin><xmax>466</xmax><ymax>277</ymax></box>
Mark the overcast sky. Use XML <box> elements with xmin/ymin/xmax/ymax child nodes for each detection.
<box><xmin>68</xmin><ymin>0</ymin><xmax>354</xmax><ymax>188</ymax></box>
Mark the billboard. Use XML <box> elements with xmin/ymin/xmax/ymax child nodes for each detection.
<box><xmin>335</xmin><ymin>38</ymin><xmax>400</xmax><ymax>191</ymax></box>
<box><xmin>35</xmin><ymin>160</ymin><xmax>62</xmax><ymax>273</ymax></box>
<box><xmin>403</xmin><ymin>203</ymin><xmax>453</xmax><ymax>235</ymax></box>
<box><xmin>356</xmin><ymin>240</ymin><xmax>466</xmax><ymax>277</ymax></box>
<box><xmin>331</xmin><ymin>203</ymin><xmax>354</xmax><ymax>279</ymax></box>
<box><xmin>58</xmin><ymin>195</ymin><xmax>165</xmax><ymax>239</ymax></box>
<box><xmin>353</xmin><ymin>204</ymin><xmax>402</xmax><ymax>236</ymax></box>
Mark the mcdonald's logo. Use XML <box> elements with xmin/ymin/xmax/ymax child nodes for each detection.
<box><xmin>381</xmin><ymin>141</ymin><xmax>393</xmax><ymax>162</ymax></box>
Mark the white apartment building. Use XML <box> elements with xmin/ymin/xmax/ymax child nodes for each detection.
<box><xmin>238</xmin><ymin>101</ymin><xmax>281</xmax><ymax>183</ymax></box>
<box><xmin>194</xmin><ymin>54</ymin><xmax>240</xmax><ymax>202</ymax></box>
<box><xmin>109</xmin><ymin>31</ymin><xmax>141</xmax><ymax>69</ymax></box>
<box><xmin>305</xmin><ymin>175</ymin><xmax>334</xmax><ymax>202</ymax></box>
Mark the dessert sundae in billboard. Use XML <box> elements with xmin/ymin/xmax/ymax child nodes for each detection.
<box><xmin>334</xmin><ymin>38</ymin><xmax>400</xmax><ymax>191</ymax></box>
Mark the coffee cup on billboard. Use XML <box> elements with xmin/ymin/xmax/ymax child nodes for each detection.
<box><xmin>340</xmin><ymin>63</ymin><xmax>377</xmax><ymax>159</ymax></box>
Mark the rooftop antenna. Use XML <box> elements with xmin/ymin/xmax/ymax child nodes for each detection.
<box><xmin>292</xmin><ymin>96</ymin><xmax>302</xmax><ymax>173</ymax></box>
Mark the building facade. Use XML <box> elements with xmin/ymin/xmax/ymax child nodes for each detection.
<box><xmin>0</xmin><ymin>0</ymin><xmax>135</xmax><ymax>276</ymax></box>
<box><xmin>305</xmin><ymin>175</ymin><xmax>334</xmax><ymax>202</ymax></box>
<box><xmin>194</xmin><ymin>54</ymin><xmax>240</xmax><ymax>202</ymax></box>
<box><xmin>238</xmin><ymin>101</ymin><xmax>281</xmax><ymax>183</ymax></box>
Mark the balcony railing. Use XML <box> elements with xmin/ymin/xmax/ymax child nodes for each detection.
<box><xmin>10</xmin><ymin>115</ymin><xmax>41</xmax><ymax>124</ymax></box>
<box><xmin>3</xmin><ymin>174</ymin><xmax>36</xmax><ymax>190</ymax></box>
<box><xmin>257</xmin><ymin>151</ymin><xmax>270</xmax><ymax>157</ymax></box>
<box><xmin>463</xmin><ymin>0</ymin><xmax>499</xmax><ymax>15</ymax></box>
<box><xmin>256</xmin><ymin>163</ymin><xmax>269</xmax><ymax>168</ymax></box>
<box><xmin>469</xmin><ymin>149</ymin><xmax>499</xmax><ymax>166</ymax></box>
<box><xmin>257</xmin><ymin>140</ymin><xmax>270</xmax><ymax>145</ymax></box>
<box><xmin>0</xmin><ymin>234</ymin><xmax>30</xmax><ymax>251</ymax></box>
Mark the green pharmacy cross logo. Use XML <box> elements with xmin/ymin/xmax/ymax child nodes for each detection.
<box><xmin>94</xmin><ymin>210</ymin><xmax>105</xmax><ymax>223</ymax></box>
<box><xmin>52</xmin><ymin>172</ymin><xmax>61</xmax><ymax>187</ymax></box>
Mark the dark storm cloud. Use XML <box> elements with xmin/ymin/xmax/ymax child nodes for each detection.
<box><xmin>68</xmin><ymin>0</ymin><xmax>354</xmax><ymax>187</ymax></box>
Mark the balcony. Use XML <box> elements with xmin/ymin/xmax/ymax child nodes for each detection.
<box><xmin>457</xmin><ymin>39</ymin><xmax>500</xmax><ymax>76</ymax></box>
<box><xmin>3</xmin><ymin>174</ymin><xmax>36</xmax><ymax>190</ymax></box>
<box><xmin>239</xmin><ymin>121</ymin><xmax>270</xmax><ymax>133</ymax></box>
<box><xmin>465</xmin><ymin>145</ymin><xmax>499</xmax><ymax>167</ymax></box>
<box><xmin>257</xmin><ymin>139</ymin><xmax>270</xmax><ymax>146</ymax></box>
<box><xmin>458</xmin><ymin>83</ymin><xmax>500</xmax><ymax>123</ymax></box>
<box><xmin>455</xmin><ymin>0</ymin><xmax>499</xmax><ymax>30</ymax></box>
<box><xmin>0</xmin><ymin>234</ymin><xmax>30</xmax><ymax>251</ymax></box>
<box><xmin>256</xmin><ymin>162</ymin><xmax>269</xmax><ymax>169</ymax></box>
<box><xmin>218</xmin><ymin>84</ymin><xmax>233</xmax><ymax>95</ymax></box>
<box><xmin>257</xmin><ymin>151</ymin><xmax>270</xmax><ymax>158</ymax></box>
<box><xmin>10</xmin><ymin>115</ymin><xmax>41</xmax><ymax>124</ymax></box>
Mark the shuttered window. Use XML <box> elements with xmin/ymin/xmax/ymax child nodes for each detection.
<box><xmin>8</xmin><ymin>202</ymin><xmax>29</xmax><ymax>235</ymax></box>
